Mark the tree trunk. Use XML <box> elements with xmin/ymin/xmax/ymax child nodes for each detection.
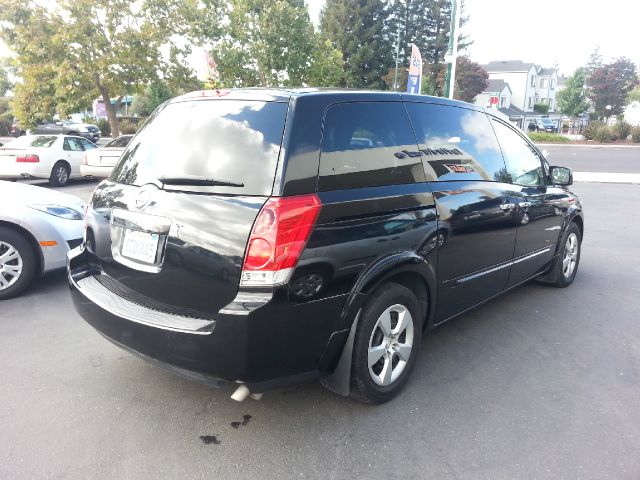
<box><xmin>98</xmin><ymin>85</ymin><xmax>120</xmax><ymax>138</ymax></box>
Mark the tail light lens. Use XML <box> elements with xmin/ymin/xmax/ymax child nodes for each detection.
<box><xmin>241</xmin><ymin>194</ymin><xmax>321</xmax><ymax>287</ymax></box>
<box><xmin>16</xmin><ymin>154</ymin><xmax>39</xmax><ymax>163</ymax></box>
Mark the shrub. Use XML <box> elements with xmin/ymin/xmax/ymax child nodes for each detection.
<box><xmin>118</xmin><ymin>119</ymin><xmax>138</xmax><ymax>134</ymax></box>
<box><xmin>533</xmin><ymin>103</ymin><xmax>549</xmax><ymax>115</ymax></box>
<box><xmin>593</xmin><ymin>126</ymin><xmax>612</xmax><ymax>143</ymax></box>
<box><xmin>97</xmin><ymin>118</ymin><xmax>111</xmax><ymax>137</ymax></box>
<box><xmin>631</xmin><ymin>127</ymin><xmax>640</xmax><ymax>143</ymax></box>
<box><xmin>612</xmin><ymin>120</ymin><xmax>632</xmax><ymax>140</ymax></box>
<box><xmin>583</xmin><ymin>121</ymin><xmax>604</xmax><ymax>140</ymax></box>
<box><xmin>528</xmin><ymin>132</ymin><xmax>571</xmax><ymax>143</ymax></box>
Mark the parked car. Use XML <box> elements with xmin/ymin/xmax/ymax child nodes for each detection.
<box><xmin>81</xmin><ymin>135</ymin><xmax>132</xmax><ymax>178</ymax></box>
<box><xmin>0</xmin><ymin>134</ymin><xmax>98</xmax><ymax>186</ymax></box>
<box><xmin>31</xmin><ymin>120</ymin><xmax>100</xmax><ymax>143</ymax></box>
<box><xmin>69</xmin><ymin>89</ymin><xmax>583</xmax><ymax>404</ymax></box>
<box><xmin>528</xmin><ymin>118</ymin><xmax>558</xmax><ymax>133</ymax></box>
<box><xmin>0</xmin><ymin>180</ymin><xmax>84</xmax><ymax>299</ymax></box>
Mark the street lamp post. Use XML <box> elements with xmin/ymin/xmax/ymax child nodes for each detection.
<box><xmin>393</xmin><ymin>28</ymin><xmax>401</xmax><ymax>91</ymax></box>
<box><xmin>443</xmin><ymin>0</ymin><xmax>460</xmax><ymax>99</ymax></box>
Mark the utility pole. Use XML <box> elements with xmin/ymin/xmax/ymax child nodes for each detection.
<box><xmin>443</xmin><ymin>0</ymin><xmax>460</xmax><ymax>99</ymax></box>
<box><xmin>393</xmin><ymin>27</ymin><xmax>401</xmax><ymax>91</ymax></box>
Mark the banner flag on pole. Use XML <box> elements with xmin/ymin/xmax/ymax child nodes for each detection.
<box><xmin>204</xmin><ymin>51</ymin><xmax>219</xmax><ymax>79</ymax></box>
<box><xmin>406</xmin><ymin>43</ymin><xmax>422</xmax><ymax>94</ymax></box>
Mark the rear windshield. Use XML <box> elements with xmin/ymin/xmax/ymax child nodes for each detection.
<box><xmin>4</xmin><ymin>136</ymin><xmax>57</xmax><ymax>148</ymax></box>
<box><xmin>111</xmin><ymin>100</ymin><xmax>288</xmax><ymax>195</ymax></box>
<box><xmin>104</xmin><ymin>136</ymin><xmax>132</xmax><ymax>148</ymax></box>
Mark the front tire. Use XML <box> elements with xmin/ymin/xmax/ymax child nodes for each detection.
<box><xmin>49</xmin><ymin>161</ymin><xmax>70</xmax><ymax>187</ymax></box>
<box><xmin>547</xmin><ymin>222</ymin><xmax>582</xmax><ymax>288</ymax></box>
<box><xmin>350</xmin><ymin>282</ymin><xmax>422</xmax><ymax>404</ymax></box>
<box><xmin>0</xmin><ymin>227</ymin><xmax>37</xmax><ymax>300</ymax></box>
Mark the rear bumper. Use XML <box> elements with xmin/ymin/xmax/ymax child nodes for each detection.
<box><xmin>68</xmin><ymin>247</ymin><xmax>346</xmax><ymax>391</ymax></box>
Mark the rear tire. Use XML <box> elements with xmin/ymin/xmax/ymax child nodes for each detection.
<box><xmin>350</xmin><ymin>282</ymin><xmax>422</xmax><ymax>404</ymax></box>
<box><xmin>49</xmin><ymin>161</ymin><xmax>70</xmax><ymax>187</ymax></box>
<box><xmin>0</xmin><ymin>227</ymin><xmax>37</xmax><ymax>300</ymax></box>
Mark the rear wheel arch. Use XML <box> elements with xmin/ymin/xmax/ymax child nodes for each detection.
<box><xmin>0</xmin><ymin>221</ymin><xmax>44</xmax><ymax>275</ymax></box>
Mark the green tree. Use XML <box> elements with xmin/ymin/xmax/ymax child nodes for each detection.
<box><xmin>212</xmin><ymin>0</ymin><xmax>338</xmax><ymax>88</ymax></box>
<box><xmin>557</xmin><ymin>67</ymin><xmax>589</xmax><ymax>118</ymax></box>
<box><xmin>0</xmin><ymin>58</ymin><xmax>13</xmax><ymax>96</ymax></box>
<box><xmin>588</xmin><ymin>58</ymin><xmax>638</xmax><ymax>117</ymax></box>
<box><xmin>131</xmin><ymin>81</ymin><xmax>174</xmax><ymax>117</ymax></box>
<box><xmin>307</xmin><ymin>38</ymin><xmax>344</xmax><ymax>87</ymax></box>
<box><xmin>627</xmin><ymin>84</ymin><xmax>640</xmax><ymax>103</ymax></box>
<box><xmin>385</xmin><ymin>0</ymin><xmax>470</xmax><ymax>93</ymax></box>
<box><xmin>585</xmin><ymin>46</ymin><xmax>603</xmax><ymax>77</ymax></box>
<box><xmin>0</xmin><ymin>0</ymin><xmax>198</xmax><ymax>135</ymax></box>
<box><xmin>321</xmin><ymin>0</ymin><xmax>393</xmax><ymax>89</ymax></box>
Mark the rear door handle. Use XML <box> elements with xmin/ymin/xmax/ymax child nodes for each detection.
<box><xmin>500</xmin><ymin>203</ymin><xmax>515</xmax><ymax>211</ymax></box>
<box><xmin>519</xmin><ymin>202</ymin><xmax>531</xmax><ymax>208</ymax></box>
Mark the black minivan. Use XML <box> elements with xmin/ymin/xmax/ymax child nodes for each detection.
<box><xmin>68</xmin><ymin>89</ymin><xmax>583</xmax><ymax>404</ymax></box>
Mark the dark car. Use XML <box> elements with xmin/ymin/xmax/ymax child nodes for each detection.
<box><xmin>31</xmin><ymin>120</ymin><xmax>100</xmax><ymax>142</ymax></box>
<box><xmin>528</xmin><ymin>118</ymin><xmax>558</xmax><ymax>133</ymax></box>
<box><xmin>68</xmin><ymin>89</ymin><xmax>583</xmax><ymax>404</ymax></box>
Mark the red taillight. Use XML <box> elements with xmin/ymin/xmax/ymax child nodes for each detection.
<box><xmin>241</xmin><ymin>194</ymin><xmax>321</xmax><ymax>286</ymax></box>
<box><xmin>16</xmin><ymin>154</ymin><xmax>39</xmax><ymax>163</ymax></box>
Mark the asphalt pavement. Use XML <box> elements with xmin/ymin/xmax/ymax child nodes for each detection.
<box><xmin>2</xmin><ymin>149</ymin><xmax>640</xmax><ymax>479</ymax></box>
<box><xmin>543</xmin><ymin>144</ymin><xmax>640</xmax><ymax>173</ymax></box>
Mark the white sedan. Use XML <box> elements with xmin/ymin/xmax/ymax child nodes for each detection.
<box><xmin>0</xmin><ymin>180</ymin><xmax>84</xmax><ymax>299</ymax></box>
<box><xmin>81</xmin><ymin>134</ymin><xmax>132</xmax><ymax>178</ymax></box>
<box><xmin>0</xmin><ymin>134</ymin><xmax>98</xmax><ymax>186</ymax></box>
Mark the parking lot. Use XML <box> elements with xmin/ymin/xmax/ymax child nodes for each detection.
<box><xmin>2</xmin><ymin>163</ymin><xmax>640</xmax><ymax>478</ymax></box>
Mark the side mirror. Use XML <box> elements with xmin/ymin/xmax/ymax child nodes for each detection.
<box><xmin>550</xmin><ymin>166</ymin><xmax>572</xmax><ymax>186</ymax></box>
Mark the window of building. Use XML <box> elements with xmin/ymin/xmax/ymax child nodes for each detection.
<box><xmin>540</xmin><ymin>78</ymin><xmax>548</xmax><ymax>89</ymax></box>
<box><xmin>500</xmin><ymin>96</ymin><xmax>507</xmax><ymax>108</ymax></box>
<box><xmin>318</xmin><ymin>102</ymin><xmax>425</xmax><ymax>191</ymax></box>
<box><xmin>528</xmin><ymin>97</ymin><xmax>534</xmax><ymax>109</ymax></box>
<box><xmin>492</xmin><ymin>120</ymin><xmax>545</xmax><ymax>186</ymax></box>
<box><xmin>405</xmin><ymin>103</ymin><xmax>508</xmax><ymax>182</ymax></box>
<box><xmin>530</xmin><ymin>75</ymin><xmax>536</xmax><ymax>87</ymax></box>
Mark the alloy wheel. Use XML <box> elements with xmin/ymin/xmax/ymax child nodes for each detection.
<box><xmin>562</xmin><ymin>232</ymin><xmax>578</xmax><ymax>278</ymax></box>
<box><xmin>367</xmin><ymin>304</ymin><xmax>414</xmax><ymax>386</ymax></box>
<box><xmin>0</xmin><ymin>241</ymin><xmax>23</xmax><ymax>290</ymax></box>
<box><xmin>56</xmin><ymin>165</ymin><xmax>69</xmax><ymax>184</ymax></box>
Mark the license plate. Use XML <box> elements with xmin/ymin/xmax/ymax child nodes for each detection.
<box><xmin>121</xmin><ymin>229</ymin><xmax>159</xmax><ymax>264</ymax></box>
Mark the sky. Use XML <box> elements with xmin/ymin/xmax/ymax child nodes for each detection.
<box><xmin>306</xmin><ymin>0</ymin><xmax>640</xmax><ymax>76</ymax></box>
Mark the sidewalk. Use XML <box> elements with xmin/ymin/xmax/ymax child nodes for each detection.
<box><xmin>574</xmin><ymin>172</ymin><xmax>640</xmax><ymax>184</ymax></box>
<box><xmin>538</xmin><ymin>143</ymin><xmax>640</xmax><ymax>148</ymax></box>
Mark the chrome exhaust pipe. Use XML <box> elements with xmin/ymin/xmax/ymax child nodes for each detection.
<box><xmin>230</xmin><ymin>384</ymin><xmax>262</xmax><ymax>402</ymax></box>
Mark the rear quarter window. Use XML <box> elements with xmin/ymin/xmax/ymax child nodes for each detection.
<box><xmin>318</xmin><ymin>102</ymin><xmax>425</xmax><ymax>191</ymax></box>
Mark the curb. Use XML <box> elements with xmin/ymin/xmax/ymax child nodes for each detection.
<box><xmin>574</xmin><ymin>172</ymin><xmax>640</xmax><ymax>184</ymax></box>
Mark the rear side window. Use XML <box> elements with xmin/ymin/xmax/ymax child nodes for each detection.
<box><xmin>63</xmin><ymin>137</ymin><xmax>84</xmax><ymax>151</ymax></box>
<box><xmin>111</xmin><ymin>100</ymin><xmax>288</xmax><ymax>195</ymax></box>
<box><xmin>319</xmin><ymin>102</ymin><xmax>425</xmax><ymax>191</ymax></box>
<box><xmin>405</xmin><ymin>103</ymin><xmax>508</xmax><ymax>182</ymax></box>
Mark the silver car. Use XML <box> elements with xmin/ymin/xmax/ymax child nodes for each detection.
<box><xmin>0</xmin><ymin>180</ymin><xmax>85</xmax><ymax>299</ymax></box>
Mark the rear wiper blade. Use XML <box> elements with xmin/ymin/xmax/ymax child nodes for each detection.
<box><xmin>158</xmin><ymin>175</ymin><xmax>244</xmax><ymax>188</ymax></box>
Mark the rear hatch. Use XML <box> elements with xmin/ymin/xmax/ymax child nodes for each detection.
<box><xmin>87</xmin><ymin>96</ymin><xmax>290</xmax><ymax>316</ymax></box>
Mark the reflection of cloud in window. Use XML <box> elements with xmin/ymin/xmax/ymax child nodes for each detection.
<box><xmin>461</xmin><ymin>113</ymin><xmax>500</xmax><ymax>153</ymax></box>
